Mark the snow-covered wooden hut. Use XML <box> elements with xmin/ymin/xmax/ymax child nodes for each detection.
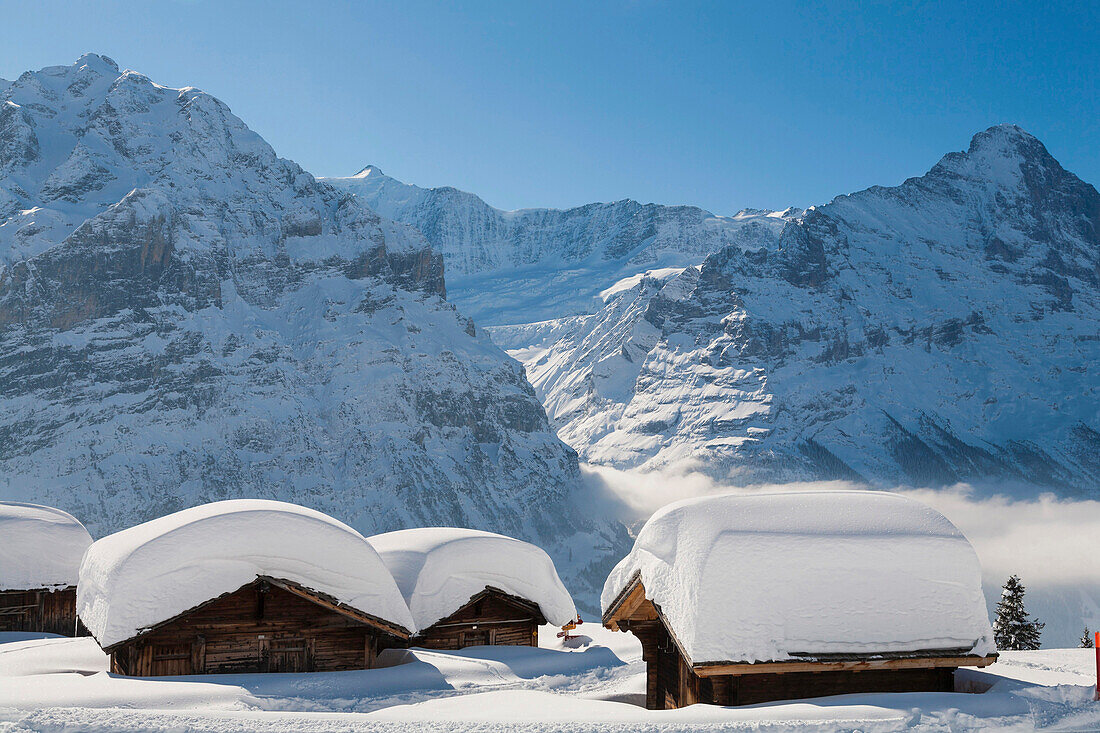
<box><xmin>0</xmin><ymin>502</ymin><xmax>93</xmax><ymax>636</ymax></box>
<box><xmin>78</xmin><ymin>500</ymin><xmax>415</xmax><ymax>676</ymax></box>
<box><xmin>367</xmin><ymin>528</ymin><xmax>576</xmax><ymax>649</ymax></box>
<box><xmin>602</xmin><ymin>491</ymin><xmax>997</xmax><ymax>709</ymax></box>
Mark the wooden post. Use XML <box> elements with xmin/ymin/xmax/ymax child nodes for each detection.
<box><xmin>1095</xmin><ymin>631</ymin><xmax>1099</xmax><ymax>701</ymax></box>
<box><xmin>191</xmin><ymin>636</ymin><xmax>206</xmax><ymax>674</ymax></box>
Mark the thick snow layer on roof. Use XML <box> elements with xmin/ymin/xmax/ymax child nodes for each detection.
<box><xmin>78</xmin><ymin>500</ymin><xmax>415</xmax><ymax>647</ymax></box>
<box><xmin>602</xmin><ymin>491</ymin><xmax>995</xmax><ymax>665</ymax></box>
<box><xmin>367</xmin><ymin>528</ymin><xmax>576</xmax><ymax>629</ymax></box>
<box><xmin>0</xmin><ymin>502</ymin><xmax>93</xmax><ymax>591</ymax></box>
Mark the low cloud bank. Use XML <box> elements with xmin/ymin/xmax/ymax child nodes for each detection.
<box><xmin>582</xmin><ymin>463</ymin><xmax>1100</xmax><ymax>647</ymax></box>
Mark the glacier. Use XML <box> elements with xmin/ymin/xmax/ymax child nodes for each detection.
<box><xmin>325</xmin><ymin>165</ymin><xmax>797</xmax><ymax>326</ymax></box>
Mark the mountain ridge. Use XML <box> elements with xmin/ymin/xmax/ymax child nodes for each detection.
<box><xmin>492</xmin><ymin>124</ymin><xmax>1100</xmax><ymax>496</ymax></box>
<box><xmin>325</xmin><ymin>166</ymin><xmax>799</xmax><ymax>325</ymax></box>
<box><xmin>0</xmin><ymin>54</ymin><xmax>625</xmax><ymax>607</ymax></box>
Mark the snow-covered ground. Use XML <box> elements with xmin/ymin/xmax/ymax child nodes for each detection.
<box><xmin>2</xmin><ymin>626</ymin><xmax>1096</xmax><ymax>732</ymax></box>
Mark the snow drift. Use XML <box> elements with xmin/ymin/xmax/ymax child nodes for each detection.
<box><xmin>602</xmin><ymin>490</ymin><xmax>996</xmax><ymax>664</ymax></box>
<box><xmin>0</xmin><ymin>502</ymin><xmax>92</xmax><ymax>591</ymax></box>
<box><xmin>367</xmin><ymin>527</ymin><xmax>577</xmax><ymax>629</ymax></box>
<box><xmin>78</xmin><ymin>500</ymin><xmax>415</xmax><ymax>648</ymax></box>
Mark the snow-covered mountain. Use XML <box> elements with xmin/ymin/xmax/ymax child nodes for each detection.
<box><xmin>325</xmin><ymin>166</ymin><xmax>798</xmax><ymax>325</ymax></box>
<box><xmin>494</xmin><ymin>125</ymin><xmax>1100</xmax><ymax>498</ymax></box>
<box><xmin>0</xmin><ymin>55</ymin><xmax>625</xmax><ymax>603</ymax></box>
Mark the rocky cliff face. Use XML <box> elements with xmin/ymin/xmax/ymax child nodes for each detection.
<box><xmin>0</xmin><ymin>55</ymin><xmax>624</xmax><ymax>602</ymax></box>
<box><xmin>493</xmin><ymin>126</ymin><xmax>1100</xmax><ymax>498</ymax></box>
<box><xmin>326</xmin><ymin>166</ymin><xmax>797</xmax><ymax>325</ymax></box>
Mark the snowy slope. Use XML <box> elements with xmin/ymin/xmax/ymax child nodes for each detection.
<box><xmin>0</xmin><ymin>502</ymin><xmax>92</xmax><ymax>590</ymax></box>
<box><xmin>498</xmin><ymin>126</ymin><xmax>1100</xmax><ymax>497</ymax></box>
<box><xmin>79</xmin><ymin>500</ymin><xmax>415</xmax><ymax>647</ymax></box>
<box><xmin>0</xmin><ymin>55</ymin><xmax>626</xmax><ymax>607</ymax></box>
<box><xmin>367</xmin><ymin>527</ymin><xmax>576</xmax><ymax>629</ymax></box>
<box><xmin>602</xmin><ymin>491</ymin><xmax>994</xmax><ymax>664</ymax></box>
<box><xmin>325</xmin><ymin>166</ymin><xmax>796</xmax><ymax>325</ymax></box>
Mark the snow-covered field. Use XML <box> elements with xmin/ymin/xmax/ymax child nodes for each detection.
<box><xmin>2</xmin><ymin>627</ymin><xmax>1096</xmax><ymax>732</ymax></box>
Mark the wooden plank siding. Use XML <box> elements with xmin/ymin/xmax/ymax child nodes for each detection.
<box><xmin>604</xmin><ymin>576</ymin><xmax>996</xmax><ymax>710</ymax></box>
<box><xmin>105</xmin><ymin>578</ymin><xmax>406</xmax><ymax>677</ymax></box>
<box><xmin>412</xmin><ymin>587</ymin><xmax>546</xmax><ymax>651</ymax></box>
<box><xmin>0</xmin><ymin>587</ymin><xmax>81</xmax><ymax>636</ymax></box>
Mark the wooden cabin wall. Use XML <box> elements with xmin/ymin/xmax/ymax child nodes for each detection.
<box><xmin>108</xmin><ymin>583</ymin><xmax>403</xmax><ymax>677</ymax></box>
<box><xmin>414</xmin><ymin>592</ymin><xmax>541</xmax><ymax>650</ymax></box>
<box><xmin>0</xmin><ymin>588</ymin><xmax>79</xmax><ymax>636</ymax></box>
<box><xmin>715</xmin><ymin>666</ymin><xmax>956</xmax><ymax>706</ymax></box>
<box><xmin>624</xmin><ymin>616</ymin><xmax>957</xmax><ymax>709</ymax></box>
<box><xmin>622</xmin><ymin>618</ymin><xmax>697</xmax><ymax>710</ymax></box>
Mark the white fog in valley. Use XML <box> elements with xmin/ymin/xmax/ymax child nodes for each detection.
<box><xmin>582</xmin><ymin>464</ymin><xmax>1100</xmax><ymax>648</ymax></box>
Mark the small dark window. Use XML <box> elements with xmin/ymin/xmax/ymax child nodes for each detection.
<box><xmin>152</xmin><ymin>645</ymin><xmax>190</xmax><ymax>661</ymax></box>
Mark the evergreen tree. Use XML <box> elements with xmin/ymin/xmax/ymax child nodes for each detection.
<box><xmin>1081</xmin><ymin>628</ymin><xmax>1095</xmax><ymax>648</ymax></box>
<box><xmin>992</xmin><ymin>575</ymin><xmax>1044</xmax><ymax>650</ymax></box>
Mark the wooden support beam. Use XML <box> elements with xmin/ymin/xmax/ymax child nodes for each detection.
<box><xmin>694</xmin><ymin>654</ymin><xmax>997</xmax><ymax>677</ymax></box>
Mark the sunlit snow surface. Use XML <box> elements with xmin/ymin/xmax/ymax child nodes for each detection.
<box><xmin>0</xmin><ymin>502</ymin><xmax>92</xmax><ymax>591</ymax></box>
<box><xmin>1</xmin><ymin>627</ymin><xmax>1096</xmax><ymax>732</ymax></box>
<box><xmin>325</xmin><ymin>166</ymin><xmax>796</xmax><ymax>326</ymax></box>
<box><xmin>78</xmin><ymin>500</ymin><xmax>415</xmax><ymax>647</ymax></box>
<box><xmin>0</xmin><ymin>55</ymin><xmax>625</xmax><ymax>616</ymax></box>
<box><xmin>602</xmin><ymin>491</ymin><xmax>995</xmax><ymax>664</ymax></box>
<box><xmin>367</xmin><ymin>527</ymin><xmax>576</xmax><ymax>629</ymax></box>
<box><xmin>488</xmin><ymin>126</ymin><xmax>1100</xmax><ymax>495</ymax></box>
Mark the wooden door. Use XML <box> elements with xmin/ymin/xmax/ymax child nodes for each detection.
<box><xmin>150</xmin><ymin>643</ymin><xmax>192</xmax><ymax>676</ymax></box>
<box><xmin>460</xmin><ymin>628</ymin><xmax>489</xmax><ymax>648</ymax></box>
<box><xmin>267</xmin><ymin>637</ymin><xmax>312</xmax><ymax>673</ymax></box>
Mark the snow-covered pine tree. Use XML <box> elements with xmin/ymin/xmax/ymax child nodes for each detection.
<box><xmin>992</xmin><ymin>575</ymin><xmax>1044</xmax><ymax>651</ymax></box>
<box><xmin>1081</xmin><ymin>628</ymin><xmax>1095</xmax><ymax>648</ymax></box>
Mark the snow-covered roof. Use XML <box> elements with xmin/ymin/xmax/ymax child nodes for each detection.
<box><xmin>78</xmin><ymin>500</ymin><xmax>415</xmax><ymax>647</ymax></box>
<box><xmin>602</xmin><ymin>491</ymin><xmax>995</xmax><ymax>665</ymax></box>
<box><xmin>0</xmin><ymin>502</ymin><xmax>93</xmax><ymax>591</ymax></box>
<box><xmin>367</xmin><ymin>528</ymin><xmax>577</xmax><ymax>629</ymax></box>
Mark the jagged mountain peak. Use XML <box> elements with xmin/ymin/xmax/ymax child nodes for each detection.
<box><xmin>353</xmin><ymin>164</ymin><xmax>384</xmax><ymax>178</ymax></box>
<box><xmin>73</xmin><ymin>52</ymin><xmax>120</xmax><ymax>75</ymax></box>
<box><xmin>808</xmin><ymin>125</ymin><xmax>1099</xmax><ymax>282</ymax></box>
<box><xmin>496</xmin><ymin>126</ymin><xmax>1100</xmax><ymax>499</ymax></box>
<box><xmin>0</xmin><ymin>55</ymin><xmax>621</xmax><ymax>611</ymax></box>
<box><xmin>12</xmin><ymin>53</ymin><xmax>120</xmax><ymax>97</ymax></box>
<box><xmin>967</xmin><ymin>123</ymin><xmax>1044</xmax><ymax>156</ymax></box>
<box><xmin>924</xmin><ymin>123</ymin><xmax>1087</xmax><ymax>193</ymax></box>
<box><xmin>0</xmin><ymin>54</ymin><xmax>441</xmax><ymax>277</ymax></box>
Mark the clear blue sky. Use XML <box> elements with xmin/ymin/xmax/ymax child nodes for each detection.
<box><xmin>2</xmin><ymin>1</ymin><xmax>1096</xmax><ymax>213</ymax></box>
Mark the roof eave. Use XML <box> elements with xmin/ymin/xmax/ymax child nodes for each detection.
<box><xmin>692</xmin><ymin>652</ymin><xmax>999</xmax><ymax>677</ymax></box>
<box><xmin>96</xmin><ymin>574</ymin><xmax>412</xmax><ymax>651</ymax></box>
